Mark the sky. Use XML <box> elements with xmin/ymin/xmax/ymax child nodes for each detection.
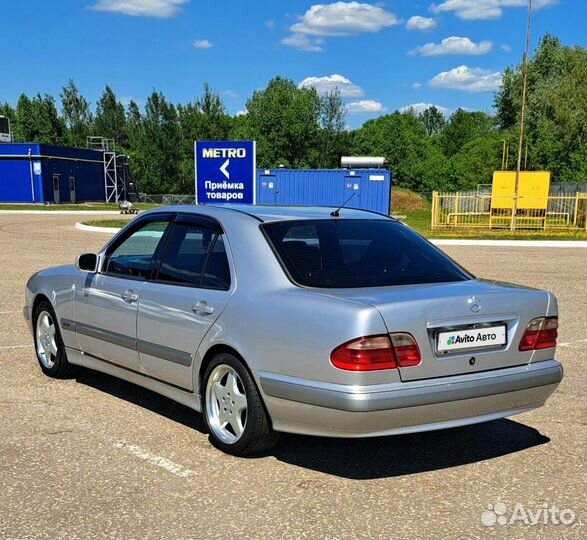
<box><xmin>1</xmin><ymin>0</ymin><xmax>585</xmax><ymax>128</ymax></box>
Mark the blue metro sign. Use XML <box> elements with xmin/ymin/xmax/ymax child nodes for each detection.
<box><xmin>194</xmin><ymin>141</ymin><xmax>256</xmax><ymax>204</ymax></box>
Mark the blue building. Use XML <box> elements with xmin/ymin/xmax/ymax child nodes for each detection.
<box><xmin>257</xmin><ymin>168</ymin><xmax>392</xmax><ymax>214</ymax></box>
<box><xmin>0</xmin><ymin>143</ymin><xmax>106</xmax><ymax>203</ymax></box>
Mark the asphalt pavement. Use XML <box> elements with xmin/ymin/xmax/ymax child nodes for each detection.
<box><xmin>0</xmin><ymin>214</ymin><xmax>585</xmax><ymax>540</ymax></box>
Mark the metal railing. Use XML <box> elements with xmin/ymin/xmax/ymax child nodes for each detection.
<box><xmin>431</xmin><ymin>192</ymin><xmax>587</xmax><ymax>230</ymax></box>
<box><xmin>138</xmin><ymin>194</ymin><xmax>196</xmax><ymax>205</ymax></box>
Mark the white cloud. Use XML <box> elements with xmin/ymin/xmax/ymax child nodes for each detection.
<box><xmin>193</xmin><ymin>39</ymin><xmax>212</xmax><ymax>49</ymax></box>
<box><xmin>283</xmin><ymin>2</ymin><xmax>400</xmax><ymax>51</ymax></box>
<box><xmin>429</xmin><ymin>65</ymin><xmax>502</xmax><ymax>92</ymax></box>
<box><xmin>291</xmin><ymin>1</ymin><xmax>401</xmax><ymax>36</ymax></box>
<box><xmin>299</xmin><ymin>74</ymin><xmax>364</xmax><ymax>97</ymax></box>
<box><xmin>347</xmin><ymin>100</ymin><xmax>386</xmax><ymax>114</ymax></box>
<box><xmin>221</xmin><ymin>90</ymin><xmax>239</xmax><ymax>99</ymax></box>
<box><xmin>412</xmin><ymin>82</ymin><xmax>423</xmax><ymax>89</ymax></box>
<box><xmin>500</xmin><ymin>43</ymin><xmax>512</xmax><ymax>52</ymax></box>
<box><xmin>430</xmin><ymin>0</ymin><xmax>557</xmax><ymax>21</ymax></box>
<box><xmin>400</xmin><ymin>103</ymin><xmax>449</xmax><ymax>115</ymax></box>
<box><xmin>281</xmin><ymin>33</ymin><xmax>323</xmax><ymax>52</ymax></box>
<box><xmin>410</xmin><ymin>36</ymin><xmax>492</xmax><ymax>56</ymax></box>
<box><xmin>90</xmin><ymin>0</ymin><xmax>189</xmax><ymax>18</ymax></box>
<box><xmin>235</xmin><ymin>110</ymin><xmax>247</xmax><ymax>117</ymax></box>
<box><xmin>406</xmin><ymin>16</ymin><xmax>436</xmax><ymax>31</ymax></box>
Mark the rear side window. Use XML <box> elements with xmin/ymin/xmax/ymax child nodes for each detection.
<box><xmin>263</xmin><ymin>219</ymin><xmax>472</xmax><ymax>288</ymax></box>
<box><xmin>201</xmin><ymin>235</ymin><xmax>230</xmax><ymax>290</ymax></box>
<box><xmin>157</xmin><ymin>223</ymin><xmax>231</xmax><ymax>290</ymax></box>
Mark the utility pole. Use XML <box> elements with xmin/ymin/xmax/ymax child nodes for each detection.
<box><xmin>511</xmin><ymin>0</ymin><xmax>533</xmax><ymax>231</ymax></box>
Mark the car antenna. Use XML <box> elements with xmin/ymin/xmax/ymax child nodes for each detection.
<box><xmin>330</xmin><ymin>192</ymin><xmax>357</xmax><ymax>218</ymax></box>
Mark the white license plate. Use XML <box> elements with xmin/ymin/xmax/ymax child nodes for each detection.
<box><xmin>437</xmin><ymin>325</ymin><xmax>507</xmax><ymax>353</ymax></box>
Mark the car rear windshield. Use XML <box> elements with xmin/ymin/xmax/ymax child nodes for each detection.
<box><xmin>263</xmin><ymin>219</ymin><xmax>472</xmax><ymax>288</ymax></box>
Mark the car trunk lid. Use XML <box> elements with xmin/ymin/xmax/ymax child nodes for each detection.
<box><xmin>319</xmin><ymin>279</ymin><xmax>552</xmax><ymax>382</ymax></box>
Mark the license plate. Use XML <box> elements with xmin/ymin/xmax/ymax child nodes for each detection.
<box><xmin>437</xmin><ymin>325</ymin><xmax>507</xmax><ymax>353</ymax></box>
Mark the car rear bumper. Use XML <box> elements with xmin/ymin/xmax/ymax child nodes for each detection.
<box><xmin>257</xmin><ymin>359</ymin><xmax>563</xmax><ymax>437</ymax></box>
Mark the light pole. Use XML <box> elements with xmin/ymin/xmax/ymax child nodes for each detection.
<box><xmin>511</xmin><ymin>0</ymin><xmax>533</xmax><ymax>231</ymax></box>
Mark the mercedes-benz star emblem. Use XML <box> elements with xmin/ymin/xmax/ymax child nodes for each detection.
<box><xmin>468</xmin><ymin>296</ymin><xmax>481</xmax><ymax>313</ymax></box>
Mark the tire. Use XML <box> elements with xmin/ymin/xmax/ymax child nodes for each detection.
<box><xmin>33</xmin><ymin>300</ymin><xmax>76</xmax><ymax>379</ymax></box>
<box><xmin>202</xmin><ymin>353</ymin><xmax>278</xmax><ymax>456</ymax></box>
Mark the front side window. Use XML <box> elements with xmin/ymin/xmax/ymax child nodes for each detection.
<box><xmin>104</xmin><ymin>220</ymin><xmax>169</xmax><ymax>279</ymax></box>
<box><xmin>157</xmin><ymin>224</ymin><xmax>231</xmax><ymax>290</ymax></box>
<box><xmin>263</xmin><ymin>219</ymin><xmax>472</xmax><ymax>288</ymax></box>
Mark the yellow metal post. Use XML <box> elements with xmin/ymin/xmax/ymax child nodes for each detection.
<box><xmin>454</xmin><ymin>192</ymin><xmax>459</xmax><ymax>227</ymax></box>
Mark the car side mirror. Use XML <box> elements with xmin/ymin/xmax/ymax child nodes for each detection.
<box><xmin>76</xmin><ymin>253</ymin><xmax>98</xmax><ymax>273</ymax></box>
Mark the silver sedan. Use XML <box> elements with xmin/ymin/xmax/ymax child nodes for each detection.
<box><xmin>24</xmin><ymin>205</ymin><xmax>563</xmax><ymax>455</ymax></box>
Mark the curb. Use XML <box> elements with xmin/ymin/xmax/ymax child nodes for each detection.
<box><xmin>0</xmin><ymin>210</ymin><xmax>121</xmax><ymax>215</ymax></box>
<box><xmin>75</xmin><ymin>222</ymin><xmax>122</xmax><ymax>234</ymax></box>
<box><xmin>430</xmin><ymin>239</ymin><xmax>587</xmax><ymax>248</ymax></box>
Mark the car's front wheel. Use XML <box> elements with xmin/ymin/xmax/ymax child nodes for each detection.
<box><xmin>34</xmin><ymin>300</ymin><xmax>76</xmax><ymax>378</ymax></box>
<box><xmin>203</xmin><ymin>353</ymin><xmax>278</xmax><ymax>456</ymax></box>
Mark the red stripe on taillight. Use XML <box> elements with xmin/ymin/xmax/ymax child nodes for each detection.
<box><xmin>330</xmin><ymin>333</ymin><xmax>421</xmax><ymax>371</ymax></box>
<box><xmin>519</xmin><ymin>317</ymin><xmax>558</xmax><ymax>351</ymax></box>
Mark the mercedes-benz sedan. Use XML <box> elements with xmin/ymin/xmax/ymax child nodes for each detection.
<box><xmin>24</xmin><ymin>205</ymin><xmax>563</xmax><ymax>455</ymax></box>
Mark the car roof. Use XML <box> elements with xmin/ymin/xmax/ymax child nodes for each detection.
<box><xmin>153</xmin><ymin>204</ymin><xmax>392</xmax><ymax>223</ymax></box>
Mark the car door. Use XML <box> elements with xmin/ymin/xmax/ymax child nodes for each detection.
<box><xmin>136</xmin><ymin>214</ymin><xmax>234</xmax><ymax>390</ymax></box>
<box><xmin>74</xmin><ymin>215</ymin><xmax>174</xmax><ymax>372</ymax></box>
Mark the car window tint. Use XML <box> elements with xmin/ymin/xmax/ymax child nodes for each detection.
<box><xmin>201</xmin><ymin>235</ymin><xmax>231</xmax><ymax>290</ymax></box>
<box><xmin>157</xmin><ymin>224</ymin><xmax>214</xmax><ymax>286</ymax></box>
<box><xmin>105</xmin><ymin>221</ymin><xmax>169</xmax><ymax>279</ymax></box>
<box><xmin>264</xmin><ymin>219</ymin><xmax>472</xmax><ymax>288</ymax></box>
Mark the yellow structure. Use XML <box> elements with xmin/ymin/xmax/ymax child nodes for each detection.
<box><xmin>431</xmin><ymin>192</ymin><xmax>587</xmax><ymax>231</ymax></box>
<box><xmin>491</xmin><ymin>171</ymin><xmax>550</xmax><ymax>209</ymax></box>
<box><xmin>490</xmin><ymin>171</ymin><xmax>551</xmax><ymax>228</ymax></box>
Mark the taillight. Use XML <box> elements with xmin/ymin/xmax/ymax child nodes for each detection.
<box><xmin>330</xmin><ymin>333</ymin><xmax>421</xmax><ymax>371</ymax></box>
<box><xmin>390</xmin><ymin>333</ymin><xmax>421</xmax><ymax>367</ymax></box>
<box><xmin>331</xmin><ymin>335</ymin><xmax>396</xmax><ymax>371</ymax></box>
<box><xmin>519</xmin><ymin>317</ymin><xmax>558</xmax><ymax>351</ymax></box>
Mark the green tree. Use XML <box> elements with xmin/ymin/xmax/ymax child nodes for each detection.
<box><xmin>177</xmin><ymin>84</ymin><xmax>233</xmax><ymax>192</ymax></box>
<box><xmin>449</xmin><ymin>133</ymin><xmax>503</xmax><ymax>190</ymax></box>
<box><xmin>12</xmin><ymin>93</ymin><xmax>65</xmax><ymax>144</ymax></box>
<box><xmin>352</xmin><ymin>112</ymin><xmax>451</xmax><ymax>191</ymax></box>
<box><xmin>125</xmin><ymin>100</ymin><xmax>147</xmax><ymax>194</ymax></box>
<box><xmin>439</xmin><ymin>109</ymin><xmax>495</xmax><ymax>157</ymax></box>
<box><xmin>94</xmin><ymin>86</ymin><xmax>127</xmax><ymax>148</ymax></box>
<box><xmin>319</xmin><ymin>89</ymin><xmax>348</xmax><ymax>168</ymax></box>
<box><xmin>138</xmin><ymin>90</ymin><xmax>181</xmax><ymax>193</ymax></box>
<box><xmin>60</xmin><ymin>80</ymin><xmax>92</xmax><ymax>147</ymax></box>
<box><xmin>418</xmin><ymin>106</ymin><xmax>446</xmax><ymax>136</ymax></box>
<box><xmin>495</xmin><ymin>34</ymin><xmax>587</xmax><ymax>181</ymax></box>
<box><xmin>236</xmin><ymin>76</ymin><xmax>321</xmax><ymax>168</ymax></box>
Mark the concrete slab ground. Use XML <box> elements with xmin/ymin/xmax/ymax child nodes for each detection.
<box><xmin>0</xmin><ymin>214</ymin><xmax>585</xmax><ymax>540</ymax></box>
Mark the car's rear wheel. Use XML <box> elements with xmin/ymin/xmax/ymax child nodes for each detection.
<box><xmin>203</xmin><ymin>353</ymin><xmax>278</xmax><ymax>456</ymax></box>
<box><xmin>34</xmin><ymin>300</ymin><xmax>76</xmax><ymax>378</ymax></box>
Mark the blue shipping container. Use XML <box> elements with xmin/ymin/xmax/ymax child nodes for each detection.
<box><xmin>0</xmin><ymin>143</ymin><xmax>106</xmax><ymax>203</ymax></box>
<box><xmin>257</xmin><ymin>168</ymin><xmax>392</xmax><ymax>214</ymax></box>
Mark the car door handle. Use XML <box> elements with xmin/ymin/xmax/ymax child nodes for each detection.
<box><xmin>192</xmin><ymin>301</ymin><xmax>214</xmax><ymax>315</ymax></box>
<box><xmin>121</xmin><ymin>289</ymin><xmax>139</xmax><ymax>303</ymax></box>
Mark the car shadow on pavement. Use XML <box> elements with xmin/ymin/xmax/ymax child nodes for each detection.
<box><xmin>75</xmin><ymin>370</ymin><xmax>549</xmax><ymax>480</ymax></box>
<box><xmin>75</xmin><ymin>369</ymin><xmax>209</xmax><ymax>434</ymax></box>
<box><xmin>271</xmin><ymin>419</ymin><xmax>550</xmax><ymax>480</ymax></box>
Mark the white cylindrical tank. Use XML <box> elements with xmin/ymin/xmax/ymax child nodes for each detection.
<box><xmin>341</xmin><ymin>156</ymin><xmax>386</xmax><ymax>169</ymax></box>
